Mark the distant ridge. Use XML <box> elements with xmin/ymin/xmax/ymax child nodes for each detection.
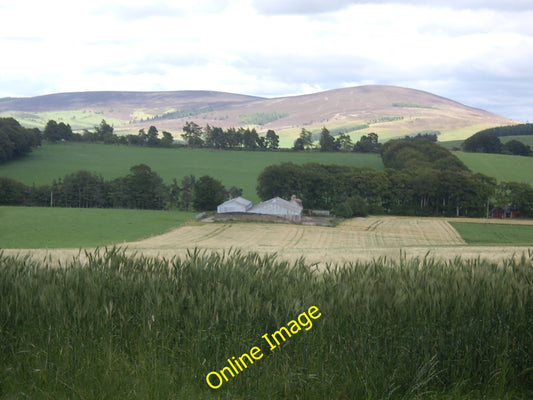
<box><xmin>0</xmin><ymin>85</ymin><xmax>518</xmax><ymax>142</ymax></box>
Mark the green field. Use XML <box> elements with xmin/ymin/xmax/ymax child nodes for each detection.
<box><xmin>0</xmin><ymin>206</ymin><xmax>196</xmax><ymax>248</ymax></box>
<box><xmin>456</xmin><ymin>152</ymin><xmax>533</xmax><ymax>185</ymax></box>
<box><xmin>450</xmin><ymin>222</ymin><xmax>533</xmax><ymax>245</ymax></box>
<box><xmin>0</xmin><ymin>143</ymin><xmax>383</xmax><ymax>203</ymax></box>
<box><xmin>1</xmin><ymin>249</ymin><xmax>531</xmax><ymax>399</ymax></box>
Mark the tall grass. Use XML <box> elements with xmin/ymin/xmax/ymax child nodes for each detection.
<box><xmin>1</xmin><ymin>248</ymin><xmax>531</xmax><ymax>399</ymax></box>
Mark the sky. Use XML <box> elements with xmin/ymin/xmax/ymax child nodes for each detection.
<box><xmin>1</xmin><ymin>0</ymin><xmax>532</xmax><ymax>121</ymax></box>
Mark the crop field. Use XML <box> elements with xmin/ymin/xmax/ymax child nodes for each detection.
<box><xmin>0</xmin><ymin>143</ymin><xmax>382</xmax><ymax>203</ymax></box>
<box><xmin>0</xmin><ymin>206</ymin><xmax>196</xmax><ymax>248</ymax></box>
<box><xmin>2</xmin><ymin>210</ymin><xmax>532</xmax><ymax>399</ymax></box>
<box><xmin>1</xmin><ymin>247</ymin><xmax>531</xmax><ymax>399</ymax></box>
<box><xmin>5</xmin><ymin>214</ymin><xmax>532</xmax><ymax>266</ymax></box>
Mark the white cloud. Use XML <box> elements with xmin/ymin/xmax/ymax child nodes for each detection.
<box><xmin>0</xmin><ymin>0</ymin><xmax>532</xmax><ymax>120</ymax></box>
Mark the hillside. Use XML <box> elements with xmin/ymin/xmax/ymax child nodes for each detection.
<box><xmin>0</xmin><ymin>85</ymin><xmax>517</xmax><ymax>143</ymax></box>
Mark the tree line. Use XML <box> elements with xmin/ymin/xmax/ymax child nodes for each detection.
<box><xmin>462</xmin><ymin>124</ymin><xmax>533</xmax><ymax>156</ymax></box>
<box><xmin>181</xmin><ymin>121</ymin><xmax>280</xmax><ymax>150</ymax></box>
<box><xmin>43</xmin><ymin>119</ymin><xmax>175</xmax><ymax>147</ymax></box>
<box><xmin>0</xmin><ymin>165</ymin><xmax>241</xmax><ymax>212</ymax></box>
<box><xmin>0</xmin><ymin>118</ymin><xmax>42</xmax><ymax>164</ymax></box>
<box><xmin>257</xmin><ymin>137</ymin><xmax>533</xmax><ymax>218</ymax></box>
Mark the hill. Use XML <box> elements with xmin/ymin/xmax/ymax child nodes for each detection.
<box><xmin>0</xmin><ymin>85</ymin><xmax>517</xmax><ymax>144</ymax></box>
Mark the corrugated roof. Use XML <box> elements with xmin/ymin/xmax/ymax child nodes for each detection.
<box><xmin>249</xmin><ymin>196</ymin><xmax>303</xmax><ymax>214</ymax></box>
<box><xmin>218</xmin><ymin>196</ymin><xmax>252</xmax><ymax>208</ymax></box>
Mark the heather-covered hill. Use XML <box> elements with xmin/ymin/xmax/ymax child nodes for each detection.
<box><xmin>0</xmin><ymin>85</ymin><xmax>517</xmax><ymax>142</ymax></box>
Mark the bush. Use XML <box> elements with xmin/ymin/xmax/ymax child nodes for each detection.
<box><xmin>334</xmin><ymin>195</ymin><xmax>369</xmax><ymax>218</ymax></box>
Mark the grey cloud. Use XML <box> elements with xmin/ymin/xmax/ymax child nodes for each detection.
<box><xmin>252</xmin><ymin>0</ymin><xmax>533</xmax><ymax>15</ymax></box>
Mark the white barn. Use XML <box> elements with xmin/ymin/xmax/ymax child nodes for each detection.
<box><xmin>249</xmin><ymin>197</ymin><xmax>303</xmax><ymax>222</ymax></box>
<box><xmin>217</xmin><ymin>196</ymin><xmax>253</xmax><ymax>213</ymax></box>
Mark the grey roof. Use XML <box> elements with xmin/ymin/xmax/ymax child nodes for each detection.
<box><xmin>249</xmin><ymin>196</ymin><xmax>303</xmax><ymax>214</ymax></box>
<box><xmin>219</xmin><ymin>196</ymin><xmax>252</xmax><ymax>207</ymax></box>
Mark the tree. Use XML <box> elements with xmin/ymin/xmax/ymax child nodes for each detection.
<box><xmin>462</xmin><ymin>133</ymin><xmax>503</xmax><ymax>153</ymax></box>
<box><xmin>265</xmin><ymin>130</ymin><xmax>279</xmax><ymax>150</ymax></box>
<box><xmin>60</xmin><ymin>170</ymin><xmax>106</xmax><ymax>208</ymax></box>
<box><xmin>43</xmin><ymin>120</ymin><xmax>74</xmax><ymax>143</ymax></box>
<box><xmin>0</xmin><ymin>176</ymin><xmax>27</xmax><ymax>205</ymax></box>
<box><xmin>225</xmin><ymin>128</ymin><xmax>243</xmax><ymax>148</ymax></box>
<box><xmin>0</xmin><ymin>117</ymin><xmax>41</xmax><ymax>163</ymax></box>
<box><xmin>353</xmin><ymin>133</ymin><xmax>380</xmax><ymax>153</ymax></box>
<box><xmin>161</xmin><ymin>131</ymin><xmax>174</xmax><ymax>147</ymax></box>
<box><xmin>137</xmin><ymin>129</ymin><xmax>148</xmax><ymax>146</ymax></box>
<box><xmin>496</xmin><ymin>181</ymin><xmax>533</xmax><ymax>217</ymax></box>
<box><xmin>193</xmin><ymin>175</ymin><xmax>226</xmax><ymax>211</ymax></box>
<box><xmin>147</xmin><ymin>126</ymin><xmax>160</xmax><ymax>146</ymax></box>
<box><xmin>336</xmin><ymin>133</ymin><xmax>353</xmax><ymax>152</ymax></box>
<box><xmin>95</xmin><ymin>120</ymin><xmax>114</xmax><ymax>143</ymax></box>
<box><xmin>503</xmin><ymin>140</ymin><xmax>530</xmax><ymax>156</ymax></box>
<box><xmin>125</xmin><ymin>164</ymin><xmax>167</xmax><ymax>209</ymax></box>
<box><xmin>182</xmin><ymin>121</ymin><xmax>204</xmax><ymax>147</ymax></box>
<box><xmin>293</xmin><ymin>128</ymin><xmax>313</xmax><ymax>150</ymax></box>
<box><xmin>242</xmin><ymin>128</ymin><xmax>260</xmax><ymax>150</ymax></box>
<box><xmin>319</xmin><ymin>127</ymin><xmax>338</xmax><ymax>152</ymax></box>
<box><xmin>179</xmin><ymin>175</ymin><xmax>196</xmax><ymax>211</ymax></box>
<box><xmin>334</xmin><ymin>195</ymin><xmax>369</xmax><ymax>218</ymax></box>
<box><xmin>204</xmin><ymin>125</ymin><xmax>227</xmax><ymax>149</ymax></box>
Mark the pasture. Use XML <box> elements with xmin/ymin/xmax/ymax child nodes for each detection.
<box><xmin>0</xmin><ymin>143</ymin><xmax>382</xmax><ymax>203</ymax></box>
<box><xmin>450</xmin><ymin>221</ymin><xmax>533</xmax><ymax>245</ymax></box>
<box><xmin>0</xmin><ymin>206</ymin><xmax>195</xmax><ymax>248</ymax></box>
<box><xmin>455</xmin><ymin>151</ymin><xmax>533</xmax><ymax>185</ymax></box>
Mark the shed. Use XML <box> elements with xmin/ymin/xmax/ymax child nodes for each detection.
<box><xmin>249</xmin><ymin>196</ymin><xmax>303</xmax><ymax>222</ymax></box>
<box><xmin>217</xmin><ymin>197</ymin><xmax>253</xmax><ymax>213</ymax></box>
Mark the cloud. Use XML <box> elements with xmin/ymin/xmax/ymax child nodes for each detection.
<box><xmin>251</xmin><ymin>0</ymin><xmax>533</xmax><ymax>15</ymax></box>
<box><xmin>92</xmin><ymin>0</ymin><xmax>232</xmax><ymax>21</ymax></box>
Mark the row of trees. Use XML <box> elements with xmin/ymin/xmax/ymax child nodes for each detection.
<box><xmin>43</xmin><ymin>120</ymin><xmax>175</xmax><ymax>147</ymax></box>
<box><xmin>181</xmin><ymin>122</ymin><xmax>280</xmax><ymax>150</ymax></box>
<box><xmin>292</xmin><ymin>128</ymin><xmax>379</xmax><ymax>153</ymax></box>
<box><xmin>293</xmin><ymin>129</ymin><xmax>437</xmax><ymax>153</ymax></box>
<box><xmin>0</xmin><ymin>165</ymin><xmax>241</xmax><ymax>212</ymax></box>
<box><xmin>257</xmin><ymin>138</ymin><xmax>533</xmax><ymax>217</ymax></box>
<box><xmin>0</xmin><ymin>118</ymin><xmax>41</xmax><ymax>163</ymax></box>
<box><xmin>462</xmin><ymin>133</ymin><xmax>531</xmax><ymax>156</ymax></box>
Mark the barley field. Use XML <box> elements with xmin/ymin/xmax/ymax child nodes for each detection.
<box><xmin>1</xmin><ymin>247</ymin><xmax>531</xmax><ymax>399</ymax></box>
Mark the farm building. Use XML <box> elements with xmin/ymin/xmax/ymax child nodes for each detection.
<box><xmin>217</xmin><ymin>196</ymin><xmax>253</xmax><ymax>213</ymax></box>
<box><xmin>490</xmin><ymin>206</ymin><xmax>520</xmax><ymax>219</ymax></box>
<box><xmin>249</xmin><ymin>196</ymin><xmax>303</xmax><ymax>223</ymax></box>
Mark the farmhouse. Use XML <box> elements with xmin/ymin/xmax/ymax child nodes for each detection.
<box><xmin>217</xmin><ymin>196</ymin><xmax>253</xmax><ymax>213</ymax></box>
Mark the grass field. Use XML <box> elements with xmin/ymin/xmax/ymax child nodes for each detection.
<box><xmin>0</xmin><ymin>206</ymin><xmax>196</xmax><ymax>248</ymax></box>
<box><xmin>450</xmin><ymin>221</ymin><xmax>533</xmax><ymax>245</ymax></box>
<box><xmin>455</xmin><ymin>151</ymin><xmax>533</xmax><ymax>185</ymax></box>
<box><xmin>0</xmin><ymin>143</ymin><xmax>383</xmax><ymax>203</ymax></box>
<box><xmin>1</xmin><ymin>248</ymin><xmax>531</xmax><ymax>399</ymax></box>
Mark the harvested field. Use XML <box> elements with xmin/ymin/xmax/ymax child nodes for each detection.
<box><xmin>5</xmin><ymin>216</ymin><xmax>532</xmax><ymax>266</ymax></box>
